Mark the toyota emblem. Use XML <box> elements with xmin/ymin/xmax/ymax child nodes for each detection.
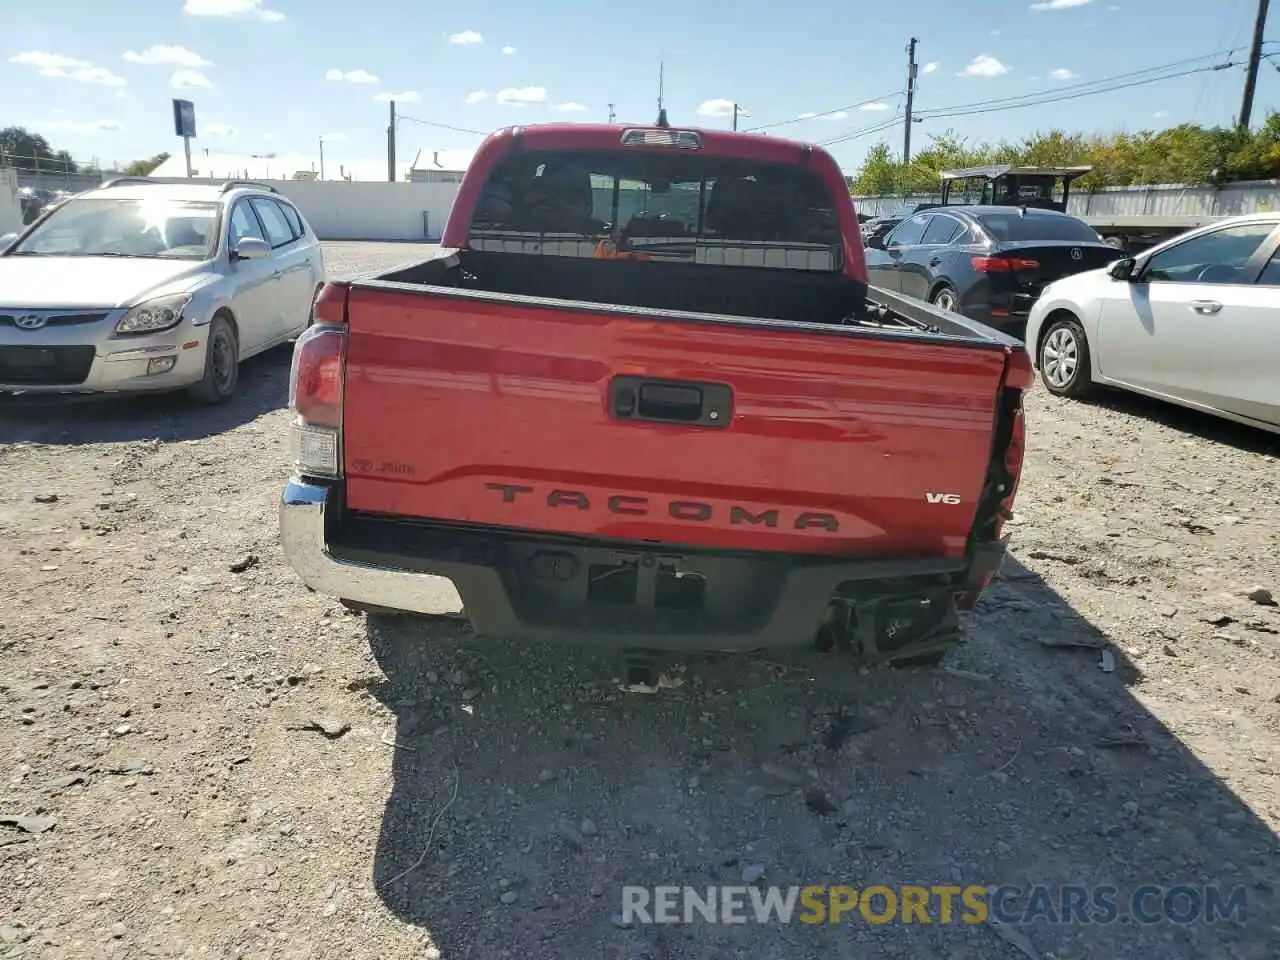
<box><xmin>1069</xmin><ymin>247</ymin><xmax>1083</xmax><ymax>261</ymax></box>
<box><xmin>14</xmin><ymin>314</ymin><xmax>46</xmax><ymax>330</ymax></box>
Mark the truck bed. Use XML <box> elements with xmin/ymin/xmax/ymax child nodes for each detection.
<box><xmin>374</xmin><ymin>248</ymin><xmax>1000</xmax><ymax>338</ymax></box>
<box><xmin>335</xmin><ymin>253</ymin><xmax>1021</xmax><ymax>561</ymax></box>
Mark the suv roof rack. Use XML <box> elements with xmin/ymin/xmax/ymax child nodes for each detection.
<box><xmin>100</xmin><ymin>176</ymin><xmax>160</xmax><ymax>188</ymax></box>
<box><xmin>219</xmin><ymin>179</ymin><xmax>279</xmax><ymax>195</ymax></box>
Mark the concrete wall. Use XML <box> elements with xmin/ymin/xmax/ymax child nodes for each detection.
<box><xmin>0</xmin><ymin>168</ymin><xmax>22</xmax><ymax>236</ymax></box>
<box><xmin>850</xmin><ymin>179</ymin><xmax>1280</xmax><ymax>221</ymax></box>
<box><xmin>138</xmin><ymin>177</ymin><xmax>463</xmax><ymax>242</ymax></box>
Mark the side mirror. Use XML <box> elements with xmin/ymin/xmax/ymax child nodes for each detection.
<box><xmin>0</xmin><ymin>232</ymin><xmax>18</xmax><ymax>253</ymax></box>
<box><xmin>1108</xmin><ymin>257</ymin><xmax>1137</xmax><ymax>281</ymax></box>
<box><xmin>866</xmin><ymin>235</ymin><xmax>885</xmax><ymax>250</ymax></box>
<box><xmin>232</xmin><ymin>237</ymin><xmax>270</xmax><ymax>261</ymax></box>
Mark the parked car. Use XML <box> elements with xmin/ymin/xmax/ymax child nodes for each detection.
<box><xmin>861</xmin><ymin>215</ymin><xmax>902</xmax><ymax>247</ymax></box>
<box><xmin>864</xmin><ymin>205</ymin><xmax>1119</xmax><ymax>333</ymax></box>
<box><xmin>280</xmin><ymin>121</ymin><xmax>1033</xmax><ymax>681</ymax></box>
<box><xmin>0</xmin><ymin>177</ymin><xmax>324</xmax><ymax>403</ymax></box>
<box><xmin>1027</xmin><ymin>213</ymin><xmax>1280</xmax><ymax>434</ymax></box>
<box><xmin>17</xmin><ymin>187</ymin><xmax>56</xmax><ymax>225</ymax></box>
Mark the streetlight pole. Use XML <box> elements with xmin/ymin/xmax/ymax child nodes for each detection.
<box><xmin>318</xmin><ymin>136</ymin><xmax>326</xmax><ymax>180</ymax></box>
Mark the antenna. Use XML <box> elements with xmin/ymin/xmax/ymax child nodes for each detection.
<box><xmin>656</xmin><ymin>60</ymin><xmax>669</xmax><ymax>127</ymax></box>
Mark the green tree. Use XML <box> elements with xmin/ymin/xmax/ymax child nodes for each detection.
<box><xmin>851</xmin><ymin>142</ymin><xmax>900</xmax><ymax>195</ymax></box>
<box><xmin>123</xmin><ymin>152</ymin><xmax>171</xmax><ymax>176</ymax></box>
<box><xmin>0</xmin><ymin>126</ymin><xmax>77</xmax><ymax>173</ymax></box>
<box><xmin>847</xmin><ymin>112</ymin><xmax>1280</xmax><ymax>194</ymax></box>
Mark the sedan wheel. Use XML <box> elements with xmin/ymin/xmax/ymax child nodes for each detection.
<box><xmin>188</xmin><ymin>315</ymin><xmax>240</xmax><ymax>405</ymax></box>
<box><xmin>1037</xmin><ymin>315</ymin><xmax>1094</xmax><ymax>399</ymax></box>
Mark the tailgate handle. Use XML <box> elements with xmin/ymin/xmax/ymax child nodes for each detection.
<box><xmin>610</xmin><ymin>376</ymin><xmax>732</xmax><ymax>428</ymax></box>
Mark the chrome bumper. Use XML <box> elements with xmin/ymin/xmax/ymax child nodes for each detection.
<box><xmin>279</xmin><ymin>478</ymin><xmax>465</xmax><ymax>615</ymax></box>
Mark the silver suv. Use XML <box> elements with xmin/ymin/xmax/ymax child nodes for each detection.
<box><xmin>0</xmin><ymin>178</ymin><xmax>326</xmax><ymax>403</ymax></box>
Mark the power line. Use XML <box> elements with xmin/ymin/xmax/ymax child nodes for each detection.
<box><xmin>917</xmin><ymin>46</ymin><xmax>1252</xmax><ymax>118</ymax></box>
<box><xmin>795</xmin><ymin>44</ymin><xmax>1269</xmax><ymax>145</ymax></box>
<box><xmin>742</xmin><ymin>90</ymin><xmax>905</xmax><ymax>132</ymax></box>
<box><xmin>818</xmin><ymin>113</ymin><xmax>905</xmax><ymax>148</ymax></box>
<box><xmin>918</xmin><ymin>61</ymin><xmax>1239</xmax><ymax>122</ymax></box>
<box><xmin>396</xmin><ymin>115</ymin><xmax>488</xmax><ymax>137</ymax></box>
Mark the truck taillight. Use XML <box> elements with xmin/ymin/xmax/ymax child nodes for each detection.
<box><xmin>288</xmin><ymin>323</ymin><xmax>346</xmax><ymax>478</ymax></box>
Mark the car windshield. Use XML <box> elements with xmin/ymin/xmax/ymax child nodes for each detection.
<box><xmin>10</xmin><ymin>197</ymin><xmax>219</xmax><ymax>260</ymax></box>
<box><xmin>977</xmin><ymin>212</ymin><xmax>1100</xmax><ymax>243</ymax></box>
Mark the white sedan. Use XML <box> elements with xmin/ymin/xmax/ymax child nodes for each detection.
<box><xmin>0</xmin><ymin>178</ymin><xmax>325</xmax><ymax>403</ymax></box>
<box><xmin>1026</xmin><ymin>213</ymin><xmax>1280</xmax><ymax>434</ymax></box>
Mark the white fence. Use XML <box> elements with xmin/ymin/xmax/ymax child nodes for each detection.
<box><xmin>851</xmin><ymin>179</ymin><xmax>1280</xmax><ymax>221</ymax></box>
<box><xmin>137</xmin><ymin>177</ymin><xmax>463</xmax><ymax>241</ymax></box>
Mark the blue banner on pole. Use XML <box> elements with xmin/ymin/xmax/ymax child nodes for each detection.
<box><xmin>172</xmin><ymin>99</ymin><xmax>197</xmax><ymax>139</ymax></box>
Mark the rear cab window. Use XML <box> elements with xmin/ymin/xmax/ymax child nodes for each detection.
<box><xmin>468</xmin><ymin>149</ymin><xmax>842</xmax><ymax>272</ymax></box>
<box><xmin>977</xmin><ymin>213</ymin><xmax>1100</xmax><ymax>243</ymax></box>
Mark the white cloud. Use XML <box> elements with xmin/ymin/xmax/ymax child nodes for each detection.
<box><xmin>170</xmin><ymin>69</ymin><xmax>213</xmax><ymax>89</ymax></box>
<box><xmin>960</xmin><ymin>55</ymin><xmax>1009</xmax><ymax>77</ymax></box>
<box><xmin>921</xmin><ymin>61</ymin><xmax>939</xmax><ymax>74</ymax></box>
<box><xmin>449</xmin><ymin>30</ymin><xmax>483</xmax><ymax>45</ymax></box>
<box><xmin>991</xmin><ymin>28</ymin><xmax>1002</xmax><ymax>35</ymax></box>
<box><xmin>8</xmin><ymin>50</ymin><xmax>124</xmax><ymax>85</ymax></box>
<box><xmin>122</xmin><ymin>44</ymin><xmax>210</xmax><ymax>67</ymax></box>
<box><xmin>39</xmin><ymin>119</ymin><xmax>122</xmax><ymax>134</ymax></box>
<box><xmin>182</xmin><ymin>0</ymin><xmax>284</xmax><ymax>21</ymax></box>
<box><xmin>464</xmin><ymin>90</ymin><xmax>489</xmax><ymax>104</ymax></box>
<box><xmin>374</xmin><ymin>90</ymin><xmax>421</xmax><ymax>103</ymax></box>
<box><xmin>502</xmin><ymin>45</ymin><xmax>516</xmax><ymax>55</ymax></box>
<box><xmin>696</xmin><ymin>98</ymin><xmax>736</xmax><ymax>118</ymax></box>
<box><xmin>67</xmin><ymin>67</ymin><xmax>127</xmax><ymax>87</ymax></box>
<box><xmin>1030</xmin><ymin>0</ymin><xmax>1092</xmax><ymax>8</ymax></box>
<box><xmin>496</xmin><ymin>86</ymin><xmax>547</xmax><ymax>105</ymax></box>
<box><xmin>822</xmin><ymin>110</ymin><xmax>849</xmax><ymax>121</ymax></box>
<box><xmin>10</xmin><ymin>51</ymin><xmax>89</xmax><ymax>72</ymax></box>
<box><xmin>1049</xmin><ymin>67</ymin><xmax>1078</xmax><ymax>80</ymax></box>
<box><xmin>797</xmin><ymin>111</ymin><xmax>818</xmax><ymax>120</ymax></box>
<box><xmin>326</xmin><ymin>68</ymin><xmax>378</xmax><ymax>83</ymax></box>
<box><xmin>203</xmin><ymin>122</ymin><xmax>238</xmax><ymax>137</ymax></box>
<box><xmin>859</xmin><ymin>101</ymin><xmax>890</xmax><ymax>112</ymax></box>
<box><xmin>1152</xmin><ymin>110</ymin><xmax>1170</xmax><ymax>119</ymax></box>
<box><xmin>553</xmin><ymin>101</ymin><xmax>588</xmax><ymax>112</ymax></box>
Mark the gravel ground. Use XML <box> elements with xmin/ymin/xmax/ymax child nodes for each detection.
<box><xmin>1</xmin><ymin>242</ymin><xmax>1277</xmax><ymax>959</ymax></box>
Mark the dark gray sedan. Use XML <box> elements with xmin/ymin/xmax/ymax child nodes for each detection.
<box><xmin>864</xmin><ymin>205</ymin><xmax>1119</xmax><ymax>334</ymax></box>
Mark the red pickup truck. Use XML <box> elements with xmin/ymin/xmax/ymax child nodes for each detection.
<box><xmin>280</xmin><ymin>122</ymin><xmax>1030</xmax><ymax>675</ymax></box>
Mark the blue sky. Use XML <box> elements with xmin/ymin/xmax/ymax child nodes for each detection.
<box><xmin>2</xmin><ymin>0</ymin><xmax>1277</xmax><ymax>178</ymax></box>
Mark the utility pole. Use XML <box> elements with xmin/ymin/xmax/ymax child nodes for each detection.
<box><xmin>386</xmin><ymin>99</ymin><xmax>397</xmax><ymax>182</ymax></box>
<box><xmin>732</xmin><ymin>102</ymin><xmax>739</xmax><ymax>131</ymax></box>
<box><xmin>1239</xmin><ymin>0</ymin><xmax>1271</xmax><ymax>130</ymax></box>
<box><xmin>318</xmin><ymin>136</ymin><xmax>326</xmax><ymax>180</ymax></box>
<box><xmin>656</xmin><ymin>61</ymin><xmax>669</xmax><ymax>127</ymax></box>
<box><xmin>903</xmin><ymin>37</ymin><xmax>919</xmax><ymax>166</ymax></box>
<box><xmin>608</xmin><ymin>103</ymin><xmax>616</xmax><ymax>124</ymax></box>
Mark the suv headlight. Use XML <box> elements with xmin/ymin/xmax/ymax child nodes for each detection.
<box><xmin>116</xmin><ymin>294</ymin><xmax>190</xmax><ymax>335</ymax></box>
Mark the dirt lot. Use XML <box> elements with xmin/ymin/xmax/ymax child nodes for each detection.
<box><xmin>1</xmin><ymin>242</ymin><xmax>1278</xmax><ymax>959</ymax></box>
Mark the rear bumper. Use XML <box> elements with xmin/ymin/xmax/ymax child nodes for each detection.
<box><xmin>281</xmin><ymin>478</ymin><xmax>1008</xmax><ymax>651</ymax></box>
